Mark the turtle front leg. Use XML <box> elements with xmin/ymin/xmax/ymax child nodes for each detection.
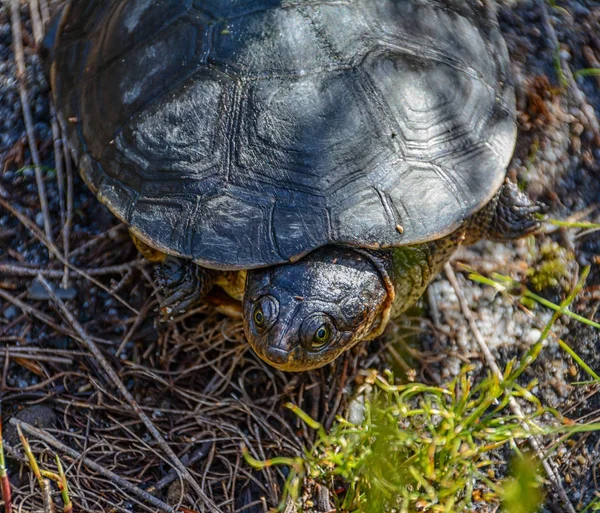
<box><xmin>486</xmin><ymin>181</ymin><xmax>547</xmax><ymax>241</ymax></box>
<box><xmin>465</xmin><ymin>181</ymin><xmax>547</xmax><ymax>244</ymax></box>
<box><xmin>155</xmin><ymin>257</ymin><xmax>216</xmax><ymax>316</ymax></box>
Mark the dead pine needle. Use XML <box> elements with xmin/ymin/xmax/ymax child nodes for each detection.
<box><xmin>11</xmin><ymin>418</ymin><xmax>178</xmax><ymax>513</ymax></box>
<box><xmin>36</xmin><ymin>275</ymin><xmax>221</xmax><ymax>512</ymax></box>
<box><xmin>0</xmin><ymin>196</ymin><xmax>138</xmax><ymax>314</ymax></box>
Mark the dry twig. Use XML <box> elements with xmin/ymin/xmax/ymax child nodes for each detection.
<box><xmin>49</xmin><ymin>103</ymin><xmax>70</xmax><ymax>287</ymax></box>
<box><xmin>61</xmin><ymin>131</ymin><xmax>75</xmax><ymax>276</ymax></box>
<box><xmin>9</xmin><ymin>0</ymin><xmax>54</xmax><ymax>243</ymax></box>
<box><xmin>41</xmin><ymin>479</ymin><xmax>56</xmax><ymax>513</ymax></box>
<box><xmin>444</xmin><ymin>262</ymin><xmax>577</xmax><ymax>513</ymax></box>
<box><xmin>0</xmin><ymin>261</ymin><xmax>141</xmax><ymax>278</ymax></box>
<box><xmin>38</xmin><ymin>0</ymin><xmax>50</xmax><ymax>23</ymax></box>
<box><xmin>28</xmin><ymin>0</ymin><xmax>44</xmax><ymax>43</ymax></box>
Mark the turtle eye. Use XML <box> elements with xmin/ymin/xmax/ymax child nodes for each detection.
<box><xmin>300</xmin><ymin>314</ymin><xmax>336</xmax><ymax>351</ymax></box>
<box><xmin>254</xmin><ymin>309</ymin><xmax>265</xmax><ymax>326</ymax></box>
<box><xmin>252</xmin><ymin>295</ymin><xmax>279</xmax><ymax>333</ymax></box>
<box><xmin>313</xmin><ymin>324</ymin><xmax>331</xmax><ymax>348</ymax></box>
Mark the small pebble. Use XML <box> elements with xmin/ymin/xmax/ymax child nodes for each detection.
<box><xmin>28</xmin><ymin>278</ymin><xmax>77</xmax><ymax>300</ymax></box>
<box><xmin>347</xmin><ymin>392</ymin><xmax>366</xmax><ymax>425</ymax></box>
<box><xmin>559</xmin><ymin>49</ymin><xmax>571</xmax><ymax>61</ymax></box>
<box><xmin>4</xmin><ymin>305</ymin><xmax>20</xmax><ymax>320</ymax></box>
<box><xmin>571</xmin><ymin>4</ymin><xmax>590</xmax><ymax>16</ymax></box>
<box><xmin>524</xmin><ymin>329</ymin><xmax>542</xmax><ymax>345</ymax></box>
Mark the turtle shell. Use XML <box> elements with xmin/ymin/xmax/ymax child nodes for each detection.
<box><xmin>47</xmin><ymin>0</ymin><xmax>515</xmax><ymax>270</ymax></box>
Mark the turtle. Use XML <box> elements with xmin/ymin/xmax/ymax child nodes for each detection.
<box><xmin>43</xmin><ymin>0</ymin><xmax>545</xmax><ymax>372</ymax></box>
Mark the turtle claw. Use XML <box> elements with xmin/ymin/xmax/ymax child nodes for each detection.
<box><xmin>155</xmin><ymin>257</ymin><xmax>215</xmax><ymax>317</ymax></box>
<box><xmin>159</xmin><ymin>287</ymin><xmax>202</xmax><ymax>317</ymax></box>
<box><xmin>488</xmin><ymin>182</ymin><xmax>547</xmax><ymax>241</ymax></box>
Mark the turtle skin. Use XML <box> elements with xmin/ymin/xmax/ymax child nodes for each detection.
<box><xmin>44</xmin><ymin>0</ymin><xmax>543</xmax><ymax>371</ymax></box>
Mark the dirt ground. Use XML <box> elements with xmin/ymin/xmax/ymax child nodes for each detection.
<box><xmin>0</xmin><ymin>0</ymin><xmax>599</xmax><ymax>512</ymax></box>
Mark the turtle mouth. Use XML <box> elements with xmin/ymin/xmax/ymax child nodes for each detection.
<box><xmin>244</xmin><ymin>316</ymin><xmax>341</xmax><ymax>371</ymax></box>
<box><xmin>248</xmin><ymin>334</ymin><xmax>302</xmax><ymax>371</ymax></box>
<box><xmin>250</xmin><ymin>336</ymin><xmax>345</xmax><ymax>372</ymax></box>
<box><xmin>263</xmin><ymin>346</ymin><xmax>291</xmax><ymax>367</ymax></box>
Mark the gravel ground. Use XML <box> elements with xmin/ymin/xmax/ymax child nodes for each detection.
<box><xmin>0</xmin><ymin>0</ymin><xmax>599</xmax><ymax>512</ymax></box>
<box><xmin>452</xmin><ymin>0</ymin><xmax>600</xmax><ymax>509</ymax></box>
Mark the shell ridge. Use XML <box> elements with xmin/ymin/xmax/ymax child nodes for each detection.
<box><xmin>369</xmin><ymin>40</ymin><xmax>495</xmax><ymax>94</ymax></box>
<box><xmin>111</xmin><ymin>64</ymin><xmax>224</xmax><ymax>155</ymax></box>
<box><xmin>268</xmin><ymin>200</ymin><xmax>286</xmax><ymax>261</ymax></box>
<box><xmin>87</xmin><ymin>10</ymin><xmax>192</xmax><ymax>88</ymax></box>
<box><xmin>374</xmin><ymin>186</ymin><xmax>401</xmax><ymax>228</ymax></box>
<box><xmin>226</xmin><ymin>81</ymin><xmax>246</xmax><ymax>185</ymax></box>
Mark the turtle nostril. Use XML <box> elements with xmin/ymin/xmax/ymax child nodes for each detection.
<box><xmin>265</xmin><ymin>346</ymin><xmax>290</xmax><ymax>365</ymax></box>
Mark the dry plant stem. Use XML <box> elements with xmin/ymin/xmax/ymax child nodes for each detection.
<box><xmin>0</xmin><ymin>262</ymin><xmax>140</xmax><ymax>277</ymax></box>
<box><xmin>38</xmin><ymin>0</ymin><xmax>50</xmax><ymax>22</ymax></box>
<box><xmin>9</xmin><ymin>0</ymin><xmax>54</xmax><ymax>244</ymax></box>
<box><xmin>0</xmin><ymin>196</ymin><xmax>138</xmax><ymax>314</ymax></box>
<box><xmin>49</xmin><ymin>103</ymin><xmax>70</xmax><ymax>288</ymax></box>
<box><xmin>0</xmin><ymin>348</ymin><xmax>72</xmax><ymax>365</ymax></box>
<box><xmin>41</xmin><ymin>479</ymin><xmax>56</xmax><ymax>513</ymax></box>
<box><xmin>66</xmin><ymin>225</ymin><xmax>126</xmax><ymax>259</ymax></box>
<box><xmin>61</xmin><ymin>132</ymin><xmax>74</xmax><ymax>277</ymax></box>
<box><xmin>1</xmin><ymin>442</ymin><xmax>26</xmax><ymax>466</ymax></box>
<box><xmin>539</xmin><ymin>0</ymin><xmax>600</xmax><ymax>147</ymax></box>
<box><xmin>10</xmin><ymin>419</ymin><xmax>178</xmax><ymax>513</ymax></box>
<box><xmin>324</xmin><ymin>358</ymin><xmax>348</xmax><ymax>430</ymax></box>
<box><xmin>0</xmin><ymin>422</ymin><xmax>13</xmax><ymax>513</ymax></box>
<box><xmin>32</xmin><ymin>52</ymin><xmax>78</xmax><ymax>284</ymax></box>
<box><xmin>28</xmin><ymin>0</ymin><xmax>44</xmax><ymax>43</ymax></box>
<box><xmin>49</xmin><ymin>108</ymin><xmax>66</xmax><ymax>230</ymax></box>
<box><xmin>443</xmin><ymin>262</ymin><xmax>577</xmax><ymax>513</ymax></box>
<box><xmin>36</xmin><ymin>275</ymin><xmax>221</xmax><ymax>512</ymax></box>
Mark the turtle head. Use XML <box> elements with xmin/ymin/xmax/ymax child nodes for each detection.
<box><xmin>243</xmin><ymin>247</ymin><xmax>391</xmax><ymax>372</ymax></box>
